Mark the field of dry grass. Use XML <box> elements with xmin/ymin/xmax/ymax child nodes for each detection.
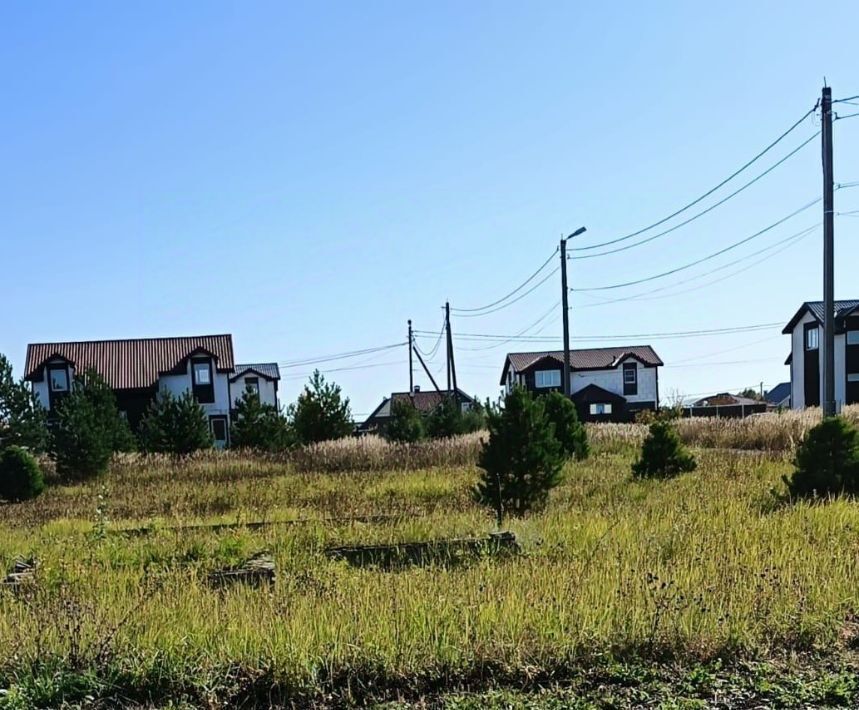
<box><xmin>2</xmin><ymin>413</ymin><xmax>859</xmax><ymax>707</ymax></box>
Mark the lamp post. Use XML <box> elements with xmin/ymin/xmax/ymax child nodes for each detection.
<box><xmin>561</xmin><ymin>226</ymin><xmax>587</xmax><ymax>397</ymax></box>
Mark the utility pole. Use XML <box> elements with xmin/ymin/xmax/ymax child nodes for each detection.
<box><xmin>560</xmin><ymin>227</ymin><xmax>586</xmax><ymax>397</ymax></box>
<box><xmin>445</xmin><ymin>301</ymin><xmax>458</xmax><ymax>397</ymax></box>
<box><xmin>408</xmin><ymin>319</ymin><xmax>414</xmax><ymax>395</ymax></box>
<box><xmin>822</xmin><ymin>85</ymin><xmax>836</xmax><ymax>417</ymax></box>
<box><xmin>561</xmin><ymin>237</ymin><xmax>571</xmax><ymax>397</ymax></box>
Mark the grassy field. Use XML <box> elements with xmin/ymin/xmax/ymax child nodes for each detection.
<box><xmin>3</xmin><ymin>418</ymin><xmax>859</xmax><ymax>707</ymax></box>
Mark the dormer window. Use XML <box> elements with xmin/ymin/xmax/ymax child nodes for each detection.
<box><xmin>191</xmin><ymin>357</ymin><xmax>215</xmax><ymax>404</ymax></box>
<box><xmin>49</xmin><ymin>367</ymin><xmax>69</xmax><ymax>392</ymax></box>
<box><xmin>245</xmin><ymin>376</ymin><xmax>260</xmax><ymax>396</ymax></box>
<box><xmin>806</xmin><ymin>326</ymin><xmax>819</xmax><ymax>351</ymax></box>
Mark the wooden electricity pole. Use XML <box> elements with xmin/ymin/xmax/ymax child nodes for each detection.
<box><xmin>408</xmin><ymin>319</ymin><xmax>414</xmax><ymax>395</ymax></box>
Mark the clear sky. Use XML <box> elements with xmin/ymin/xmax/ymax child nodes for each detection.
<box><xmin>3</xmin><ymin>1</ymin><xmax>859</xmax><ymax>417</ymax></box>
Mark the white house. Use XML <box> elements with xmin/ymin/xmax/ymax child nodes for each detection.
<box><xmin>229</xmin><ymin>363</ymin><xmax>281</xmax><ymax>410</ymax></box>
<box><xmin>25</xmin><ymin>334</ymin><xmax>239</xmax><ymax>447</ymax></box>
<box><xmin>783</xmin><ymin>300</ymin><xmax>859</xmax><ymax>410</ymax></box>
<box><xmin>499</xmin><ymin>345</ymin><xmax>663</xmax><ymax>422</ymax></box>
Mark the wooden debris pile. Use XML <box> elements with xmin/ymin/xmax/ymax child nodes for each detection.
<box><xmin>208</xmin><ymin>552</ymin><xmax>275</xmax><ymax>589</ymax></box>
<box><xmin>2</xmin><ymin>557</ymin><xmax>38</xmax><ymax>590</ymax></box>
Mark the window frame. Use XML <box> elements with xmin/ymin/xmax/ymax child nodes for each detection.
<box><xmin>209</xmin><ymin>415</ymin><xmax>228</xmax><ymax>445</ymax></box>
<box><xmin>48</xmin><ymin>365</ymin><xmax>69</xmax><ymax>393</ymax></box>
<box><xmin>534</xmin><ymin>369</ymin><xmax>561</xmax><ymax>389</ymax></box>
<box><xmin>589</xmin><ymin>403</ymin><xmax>613</xmax><ymax>415</ymax></box>
<box><xmin>847</xmin><ymin>331</ymin><xmax>859</xmax><ymax>346</ymax></box>
<box><xmin>244</xmin><ymin>376</ymin><xmax>260</xmax><ymax>397</ymax></box>
<box><xmin>805</xmin><ymin>325</ymin><xmax>819</xmax><ymax>351</ymax></box>
<box><xmin>191</xmin><ymin>357</ymin><xmax>215</xmax><ymax>404</ymax></box>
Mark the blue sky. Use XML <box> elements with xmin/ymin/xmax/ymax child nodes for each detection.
<box><xmin>2</xmin><ymin>2</ymin><xmax>859</xmax><ymax>416</ymax></box>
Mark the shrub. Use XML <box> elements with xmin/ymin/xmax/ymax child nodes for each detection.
<box><xmin>51</xmin><ymin>371</ymin><xmax>127</xmax><ymax>480</ymax></box>
<box><xmin>425</xmin><ymin>396</ymin><xmax>485</xmax><ymax>439</ymax></box>
<box><xmin>785</xmin><ymin>416</ymin><xmax>859</xmax><ymax>498</ymax></box>
<box><xmin>230</xmin><ymin>388</ymin><xmax>295</xmax><ymax>451</ymax></box>
<box><xmin>0</xmin><ymin>445</ymin><xmax>44</xmax><ymax>501</ymax></box>
<box><xmin>139</xmin><ymin>390</ymin><xmax>212</xmax><ymax>455</ymax></box>
<box><xmin>290</xmin><ymin>370</ymin><xmax>353</xmax><ymax>444</ymax></box>
<box><xmin>0</xmin><ymin>353</ymin><xmax>48</xmax><ymax>452</ymax></box>
<box><xmin>474</xmin><ymin>386</ymin><xmax>564</xmax><ymax>527</ymax></box>
<box><xmin>542</xmin><ymin>391</ymin><xmax>589</xmax><ymax>460</ymax></box>
<box><xmin>383</xmin><ymin>399</ymin><xmax>425</xmax><ymax>443</ymax></box>
<box><xmin>632</xmin><ymin>419</ymin><xmax>696</xmax><ymax>479</ymax></box>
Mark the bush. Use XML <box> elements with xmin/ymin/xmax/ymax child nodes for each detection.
<box><xmin>0</xmin><ymin>446</ymin><xmax>44</xmax><ymax>501</ymax></box>
<box><xmin>474</xmin><ymin>387</ymin><xmax>564</xmax><ymax>527</ymax></box>
<box><xmin>632</xmin><ymin>419</ymin><xmax>697</xmax><ymax>479</ymax></box>
<box><xmin>230</xmin><ymin>388</ymin><xmax>295</xmax><ymax>451</ymax></box>
<box><xmin>542</xmin><ymin>391</ymin><xmax>589</xmax><ymax>460</ymax></box>
<box><xmin>139</xmin><ymin>390</ymin><xmax>212</xmax><ymax>455</ymax></box>
<box><xmin>383</xmin><ymin>399</ymin><xmax>425</xmax><ymax>443</ymax></box>
<box><xmin>425</xmin><ymin>396</ymin><xmax>485</xmax><ymax>439</ymax></box>
<box><xmin>290</xmin><ymin>370</ymin><xmax>353</xmax><ymax>444</ymax></box>
<box><xmin>785</xmin><ymin>416</ymin><xmax>859</xmax><ymax>498</ymax></box>
<box><xmin>0</xmin><ymin>353</ymin><xmax>48</xmax><ymax>452</ymax></box>
<box><xmin>52</xmin><ymin>370</ymin><xmax>128</xmax><ymax>481</ymax></box>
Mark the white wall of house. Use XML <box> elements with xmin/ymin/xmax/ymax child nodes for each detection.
<box><xmin>230</xmin><ymin>375</ymin><xmax>278</xmax><ymax>408</ymax></box>
<box><xmin>570</xmin><ymin>361</ymin><xmax>658</xmax><ymax>403</ymax></box>
<box><xmin>158</xmin><ymin>358</ymin><xmax>231</xmax><ymax>416</ymax></box>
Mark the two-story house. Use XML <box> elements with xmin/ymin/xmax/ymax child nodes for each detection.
<box><xmin>500</xmin><ymin>345</ymin><xmax>663</xmax><ymax>422</ymax></box>
<box><xmin>24</xmin><ymin>334</ymin><xmax>273</xmax><ymax>448</ymax></box>
<box><xmin>229</xmin><ymin>363</ymin><xmax>281</xmax><ymax>411</ymax></box>
<box><xmin>783</xmin><ymin>300</ymin><xmax>859</xmax><ymax>409</ymax></box>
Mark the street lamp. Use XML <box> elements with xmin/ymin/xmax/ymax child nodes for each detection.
<box><xmin>561</xmin><ymin>227</ymin><xmax>586</xmax><ymax>396</ymax></box>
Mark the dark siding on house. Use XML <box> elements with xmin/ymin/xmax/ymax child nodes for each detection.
<box><xmin>804</xmin><ymin>323</ymin><xmax>820</xmax><ymax>407</ymax></box>
<box><xmin>847</xmin><ymin>317</ymin><xmax>859</xmax><ymax>404</ymax></box>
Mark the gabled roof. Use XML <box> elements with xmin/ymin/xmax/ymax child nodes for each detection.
<box><xmin>783</xmin><ymin>300</ymin><xmax>859</xmax><ymax>334</ymax></box>
<box><xmin>361</xmin><ymin>388</ymin><xmax>476</xmax><ymax>427</ymax></box>
<box><xmin>571</xmin><ymin>383</ymin><xmax>626</xmax><ymax>404</ymax></box>
<box><xmin>231</xmin><ymin>363</ymin><xmax>280</xmax><ymax>381</ymax></box>
<box><xmin>765</xmin><ymin>382</ymin><xmax>791</xmax><ymax>405</ymax></box>
<box><xmin>691</xmin><ymin>392</ymin><xmax>762</xmax><ymax>407</ymax></box>
<box><xmin>500</xmin><ymin>345</ymin><xmax>663</xmax><ymax>385</ymax></box>
<box><xmin>25</xmin><ymin>335</ymin><xmax>235</xmax><ymax>390</ymax></box>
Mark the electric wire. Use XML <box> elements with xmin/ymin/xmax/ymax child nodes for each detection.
<box><xmin>569</xmin><ymin>132</ymin><xmax>819</xmax><ymax>260</ymax></box>
<box><xmin>568</xmin><ymin>104</ymin><xmax>818</xmax><ymax>252</ymax></box>
<box><xmin>279</xmin><ymin>342</ymin><xmax>406</xmax><ymax>368</ymax></box>
<box><xmin>451</xmin><ymin>265</ymin><xmax>560</xmax><ymax>317</ymax></box>
<box><xmin>450</xmin><ymin>248</ymin><xmax>558</xmax><ymax>313</ymax></box>
<box><xmin>572</xmin><ymin>198</ymin><xmax>821</xmax><ymax>292</ymax></box>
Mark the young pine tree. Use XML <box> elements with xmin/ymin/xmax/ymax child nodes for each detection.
<box><xmin>383</xmin><ymin>399</ymin><xmax>425</xmax><ymax>443</ymax></box>
<box><xmin>542</xmin><ymin>390</ymin><xmax>589</xmax><ymax>460</ymax></box>
<box><xmin>0</xmin><ymin>445</ymin><xmax>44</xmax><ymax>502</ymax></box>
<box><xmin>785</xmin><ymin>416</ymin><xmax>859</xmax><ymax>498</ymax></box>
<box><xmin>474</xmin><ymin>387</ymin><xmax>564</xmax><ymax>527</ymax></box>
<box><xmin>52</xmin><ymin>370</ymin><xmax>128</xmax><ymax>480</ymax></box>
<box><xmin>0</xmin><ymin>353</ymin><xmax>48</xmax><ymax>452</ymax></box>
<box><xmin>230</xmin><ymin>387</ymin><xmax>295</xmax><ymax>451</ymax></box>
<box><xmin>632</xmin><ymin>419</ymin><xmax>696</xmax><ymax>479</ymax></box>
<box><xmin>290</xmin><ymin>370</ymin><xmax>353</xmax><ymax>444</ymax></box>
<box><xmin>139</xmin><ymin>390</ymin><xmax>212</xmax><ymax>455</ymax></box>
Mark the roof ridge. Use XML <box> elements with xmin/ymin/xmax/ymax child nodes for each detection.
<box><xmin>26</xmin><ymin>334</ymin><xmax>233</xmax><ymax>347</ymax></box>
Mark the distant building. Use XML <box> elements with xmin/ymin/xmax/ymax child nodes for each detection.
<box><xmin>499</xmin><ymin>345</ymin><xmax>663</xmax><ymax>422</ymax></box>
<box><xmin>360</xmin><ymin>387</ymin><xmax>477</xmax><ymax>434</ymax></box>
<box><xmin>783</xmin><ymin>300</ymin><xmax>859</xmax><ymax>409</ymax></box>
<box><xmin>685</xmin><ymin>392</ymin><xmax>767</xmax><ymax>418</ymax></box>
<box><xmin>229</xmin><ymin>363</ymin><xmax>281</xmax><ymax>411</ymax></box>
<box><xmin>764</xmin><ymin>382</ymin><xmax>791</xmax><ymax>409</ymax></box>
<box><xmin>25</xmin><ymin>334</ymin><xmax>278</xmax><ymax>448</ymax></box>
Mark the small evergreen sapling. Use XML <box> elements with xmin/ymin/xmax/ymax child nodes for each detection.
<box><xmin>785</xmin><ymin>416</ymin><xmax>859</xmax><ymax>498</ymax></box>
<box><xmin>0</xmin><ymin>445</ymin><xmax>44</xmax><ymax>501</ymax></box>
<box><xmin>542</xmin><ymin>391</ymin><xmax>589</xmax><ymax>460</ymax></box>
<box><xmin>139</xmin><ymin>390</ymin><xmax>212</xmax><ymax>455</ymax></box>
<box><xmin>383</xmin><ymin>399</ymin><xmax>425</xmax><ymax>443</ymax></box>
<box><xmin>0</xmin><ymin>353</ymin><xmax>48</xmax><ymax>452</ymax></box>
<box><xmin>230</xmin><ymin>387</ymin><xmax>295</xmax><ymax>451</ymax></box>
<box><xmin>290</xmin><ymin>370</ymin><xmax>353</xmax><ymax>444</ymax></box>
<box><xmin>632</xmin><ymin>419</ymin><xmax>696</xmax><ymax>479</ymax></box>
<box><xmin>474</xmin><ymin>386</ymin><xmax>564</xmax><ymax>527</ymax></box>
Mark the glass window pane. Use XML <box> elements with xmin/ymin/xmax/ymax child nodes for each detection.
<box><xmin>848</xmin><ymin>331</ymin><xmax>859</xmax><ymax>346</ymax></box>
<box><xmin>50</xmin><ymin>369</ymin><xmax>68</xmax><ymax>392</ymax></box>
<box><xmin>194</xmin><ymin>362</ymin><xmax>211</xmax><ymax>384</ymax></box>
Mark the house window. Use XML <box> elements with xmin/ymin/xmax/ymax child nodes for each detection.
<box><xmin>534</xmin><ymin>370</ymin><xmax>561</xmax><ymax>388</ymax></box>
<box><xmin>49</xmin><ymin>367</ymin><xmax>69</xmax><ymax>392</ymax></box>
<box><xmin>209</xmin><ymin>416</ymin><xmax>228</xmax><ymax>444</ymax></box>
<box><xmin>848</xmin><ymin>374</ymin><xmax>859</xmax><ymax>383</ymax></box>
<box><xmin>848</xmin><ymin>331</ymin><xmax>859</xmax><ymax>346</ymax></box>
<box><xmin>806</xmin><ymin>327</ymin><xmax>819</xmax><ymax>350</ymax></box>
<box><xmin>244</xmin><ymin>376</ymin><xmax>260</xmax><ymax>396</ymax></box>
<box><xmin>623</xmin><ymin>362</ymin><xmax>638</xmax><ymax>396</ymax></box>
<box><xmin>589</xmin><ymin>403</ymin><xmax>613</xmax><ymax>415</ymax></box>
<box><xmin>192</xmin><ymin>358</ymin><xmax>215</xmax><ymax>404</ymax></box>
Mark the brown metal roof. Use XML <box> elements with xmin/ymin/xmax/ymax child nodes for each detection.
<box><xmin>25</xmin><ymin>335</ymin><xmax>235</xmax><ymax>390</ymax></box>
<box><xmin>390</xmin><ymin>388</ymin><xmax>475</xmax><ymax>414</ymax></box>
<box><xmin>501</xmin><ymin>345</ymin><xmax>663</xmax><ymax>385</ymax></box>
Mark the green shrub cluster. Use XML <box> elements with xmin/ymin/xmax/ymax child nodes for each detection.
<box><xmin>0</xmin><ymin>445</ymin><xmax>44</xmax><ymax>501</ymax></box>
<box><xmin>139</xmin><ymin>390</ymin><xmax>212</xmax><ymax>455</ymax></box>
<box><xmin>785</xmin><ymin>416</ymin><xmax>859</xmax><ymax>498</ymax></box>
<box><xmin>230</xmin><ymin>387</ymin><xmax>295</xmax><ymax>451</ymax></box>
<box><xmin>632</xmin><ymin>419</ymin><xmax>697</xmax><ymax>479</ymax></box>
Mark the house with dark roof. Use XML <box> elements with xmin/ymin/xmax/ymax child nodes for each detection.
<box><xmin>500</xmin><ymin>345</ymin><xmax>663</xmax><ymax>422</ymax></box>
<box><xmin>685</xmin><ymin>392</ymin><xmax>767</xmax><ymax>418</ymax></box>
<box><xmin>764</xmin><ymin>382</ymin><xmax>791</xmax><ymax>409</ymax></box>
<box><xmin>783</xmin><ymin>300</ymin><xmax>859</xmax><ymax>409</ymax></box>
<box><xmin>24</xmin><ymin>334</ymin><xmax>267</xmax><ymax>448</ymax></box>
<box><xmin>359</xmin><ymin>387</ymin><xmax>477</xmax><ymax>433</ymax></box>
<box><xmin>229</xmin><ymin>363</ymin><xmax>281</xmax><ymax>411</ymax></box>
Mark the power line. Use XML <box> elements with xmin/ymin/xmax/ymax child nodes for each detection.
<box><xmin>459</xmin><ymin>300</ymin><xmax>562</xmax><ymax>352</ymax></box>
<box><xmin>451</xmin><ymin>265</ymin><xmax>560</xmax><ymax>317</ymax></box>
<box><xmin>572</xmin><ymin>197</ymin><xmax>821</xmax><ymax>292</ymax></box>
<box><xmin>450</xmin><ymin>248</ymin><xmax>558</xmax><ymax>313</ymax></box>
<box><xmin>568</xmin><ymin>104</ymin><xmax>817</xmax><ymax>253</ymax></box>
<box><xmin>281</xmin><ymin>359</ymin><xmax>407</xmax><ymax>380</ymax></box>
<box><xmin>280</xmin><ymin>342</ymin><xmax>406</xmax><ymax>368</ymax></box>
<box><xmin>570</xmin><ymin>132</ymin><xmax>819</xmax><ymax>259</ymax></box>
<box><xmin>574</xmin><ymin>222</ymin><xmax>818</xmax><ymax>309</ymax></box>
